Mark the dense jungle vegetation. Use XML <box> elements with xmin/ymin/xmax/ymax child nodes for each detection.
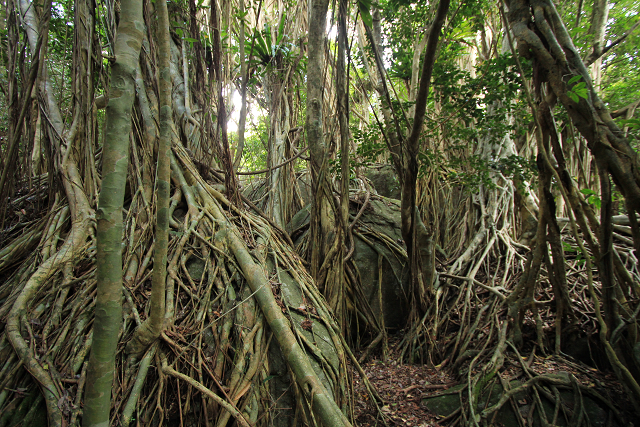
<box><xmin>0</xmin><ymin>0</ymin><xmax>639</xmax><ymax>426</ymax></box>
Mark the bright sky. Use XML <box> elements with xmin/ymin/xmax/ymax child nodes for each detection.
<box><xmin>227</xmin><ymin>90</ymin><xmax>243</xmax><ymax>133</ymax></box>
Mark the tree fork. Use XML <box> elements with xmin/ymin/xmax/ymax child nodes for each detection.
<box><xmin>506</xmin><ymin>0</ymin><xmax>640</xmax><ymax>222</ymax></box>
<box><xmin>404</xmin><ymin>0</ymin><xmax>449</xmax><ymax>300</ymax></box>
<box><xmin>505</xmin><ymin>0</ymin><xmax>640</xmax><ymax>401</ymax></box>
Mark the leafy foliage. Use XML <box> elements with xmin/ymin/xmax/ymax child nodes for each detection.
<box><xmin>559</xmin><ymin>0</ymin><xmax>640</xmax><ymax>111</ymax></box>
<box><xmin>567</xmin><ymin>76</ymin><xmax>589</xmax><ymax>103</ymax></box>
<box><xmin>580</xmin><ymin>187</ymin><xmax>602</xmax><ymax>210</ymax></box>
<box><xmin>236</xmin><ymin>117</ymin><xmax>269</xmax><ymax>172</ymax></box>
<box><xmin>421</xmin><ymin>52</ymin><xmax>535</xmax><ymax>191</ymax></box>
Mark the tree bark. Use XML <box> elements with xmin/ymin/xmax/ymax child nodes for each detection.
<box><xmin>506</xmin><ymin>0</ymin><xmax>640</xmax><ymax>216</ymax></box>
<box><xmin>218</xmin><ymin>224</ymin><xmax>353</xmax><ymax>427</ymax></box>
<box><xmin>336</xmin><ymin>0</ymin><xmax>349</xmax><ymax>325</ymax></box>
<box><xmin>83</xmin><ymin>0</ymin><xmax>143</xmax><ymax>423</ymax></box>
<box><xmin>402</xmin><ymin>0</ymin><xmax>449</xmax><ymax>311</ymax></box>
<box><xmin>506</xmin><ymin>0</ymin><xmax>640</xmax><ymax>404</ymax></box>
<box><xmin>125</xmin><ymin>0</ymin><xmax>172</xmax><ymax>356</ymax></box>
<box><xmin>233</xmin><ymin>0</ymin><xmax>248</xmax><ymax>171</ymax></box>
<box><xmin>307</xmin><ymin>0</ymin><xmax>346</xmax><ymax>321</ymax></box>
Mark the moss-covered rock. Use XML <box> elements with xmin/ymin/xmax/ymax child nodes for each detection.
<box><xmin>264</xmin><ymin>257</ymin><xmax>342</xmax><ymax>427</ymax></box>
<box><xmin>351</xmin><ymin>198</ymin><xmax>409</xmax><ymax>329</ymax></box>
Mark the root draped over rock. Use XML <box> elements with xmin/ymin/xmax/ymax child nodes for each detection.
<box><xmin>0</xmin><ymin>144</ymin><xmax>356</xmax><ymax>427</ymax></box>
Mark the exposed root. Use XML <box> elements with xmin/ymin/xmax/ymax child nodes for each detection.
<box><xmin>0</xmin><ymin>148</ymin><xmax>359</xmax><ymax>426</ymax></box>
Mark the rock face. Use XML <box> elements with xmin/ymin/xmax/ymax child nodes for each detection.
<box><xmin>288</xmin><ymin>196</ymin><xmax>410</xmax><ymax>330</ymax></box>
<box><xmin>365</xmin><ymin>165</ymin><xmax>401</xmax><ymax>200</ymax></box>
<box><xmin>422</xmin><ymin>378</ymin><xmax>612</xmax><ymax>427</ymax></box>
<box><xmin>351</xmin><ymin>197</ymin><xmax>409</xmax><ymax>329</ymax></box>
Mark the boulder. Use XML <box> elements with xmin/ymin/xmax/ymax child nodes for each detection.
<box><xmin>265</xmin><ymin>257</ymin><xmax>340</xmax><ymax>427</ymax></box>
<box><xmin>365</xmin><ymin>164</ymin><xmax>401</xmax><ymax>200</ymax></box>
<box><xmin>288</xmin><ymin>196</ymin><xmax>410</xmax><ymax>330</ymax></box>
<box><xmin>422</xmin><ymin>378</ymin><xmax>613</xmax><ymax>427</ymax></box>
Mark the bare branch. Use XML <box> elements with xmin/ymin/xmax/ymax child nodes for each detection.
<box><xmin>585</xmin><ymin>20</ymin><xmax>640</xmax><ymax>66</ymax></box>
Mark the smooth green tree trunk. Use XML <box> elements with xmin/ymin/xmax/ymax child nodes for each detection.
<box><xmin>83</xmin><ymin>0</ymin><xmax>143</xmax><ymax>423</ymax></box>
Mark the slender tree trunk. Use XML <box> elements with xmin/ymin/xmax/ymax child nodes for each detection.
<box><xmin>233</xmin><ymin>0</ymin><xmax>248</xmax><ymax>171</ymax></box>
<box><xmin>337</xmin><ymin>0</ymin><xmax>349</xmax><ymax>239</ymax></box>
<box><xmin>125</xmin><ymin>0</ymin><xmax>172</xmax><ymax>356</ymax></box>
<box><xmin>211</xmin><ymin>0</ymin><xmax>239</xmax><ymax>202</ymax></box>
<box><xmin>586</xmin><ymin>0</ymin><xmax>608</xmax><ymax>90</ymax></box>
<box><xmin>83</xmin><ymin>0</ymin><xmax>143</xmax><ymax>423</ymax></box>
<box><xmin>306</xmin><ymin>0</ymin><xmax>329</xmax><ymax>265</ymax></box>
<box><xmin>360</xmin><ymin>1</ymin><xmax>448</xmax><ymax>315</ymax></box>
<box><xmin>267</xmin><ymin>72</ymin><xmax>291</xmax><ymax>228</ymax></box>
<box><xmin>365</xmin><ymin>9</ymin><xmax>404</xmax><ymax>181</ymax></box>
<box><xmin>307</xmin><ymin>0</ymin><xmax>347</xmax><ymax>325</ymax></box>
<box><xmin>71</xmin><ymin>0</ymin><xmax>98</xmax><ymax>200</ymax></box>
<box><xmin>402</xmin><ymin>0</ymin><xmax>449</xmax><ymax>312</ymax></box>
<box><xmin>409</xmin><ymin>31</ymin><xmax>428</xmax><ymax>118</ymax></box>
<box><xmin>335</xmin><ymin>0</ymin><xmax>349</xmax><ymax>327</ymax></box>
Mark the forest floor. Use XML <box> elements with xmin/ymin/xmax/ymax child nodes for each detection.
<box><xmin>353</xmin><ymin>341</ymin><xmax>452</xmax><ymax>427</ymax></box>
<box><xmin>352</xmin><ymin>335</ymin><xmax>639</xmax><ymax>427</ymax></box>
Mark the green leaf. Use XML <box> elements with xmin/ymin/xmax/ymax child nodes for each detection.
<box><xmin>358</xmin><ymin>0</ymin><xmax>373</xmax><ymax>28</ymax></box>
<box><xmin>575</xmin><ymin>87</ymin><xmax>589</xmax><ymax>99</ymax></box>
<box><xmin>620</xmin><ymin>118</ymin><xmax>640</xmax><ymax>129</ymax></box>
<box><xmin>568</xmin><ymin>91</ymin><xmax>579</xmax><ymax>103</ymax></box>
<box><xmin>580</xmin><ymin>188</ymin><xmax>601</xmax><ymax>209</ymax></box>
<box><xmin>256</xmin><ymin>32</ymin><xmax>269</xmax><ymax>57</ymax></box>
<box><xmin>276</xmin><ymin>11</ymin><xmax>286</xmax><ymax>46</ymax></box>
<box><xmin>568</xmin><ymin>75</ymin><xmax>582</xmax><ymax>84</ymax></box>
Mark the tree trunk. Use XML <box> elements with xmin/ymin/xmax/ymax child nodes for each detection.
<box><xmin>401</xmin><ymin>0</ymin><xmax>449</xmax><ymax>315</ymax></box>
<box><xmin>83</xmin><ymin>0</ymin><xmax>144</xmax><ymax>423</ymax></box>
<box><xmin>506</xmin><ymin>0</ymin><xmax>640</xmax><ymax>404</ymax></box>
<box><xmin>307</xmin><ymin>0</ymin><xmax>346</xmax><ymax>323</ymax></box>
<box><xmin>125</xmin><ymin>0</ymin><xmax>172</xmax><ymax>356</ymax></box>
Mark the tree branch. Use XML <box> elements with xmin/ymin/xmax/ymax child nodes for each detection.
<box><xmin>585</xmin><ymin>20</ymin><xmax>640</xmax><ymax>66</ymax></box>
<box><xmin>612</xmin><ymin>97</ymin><xmax>640</xmax><ymax>119</ymax></box>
